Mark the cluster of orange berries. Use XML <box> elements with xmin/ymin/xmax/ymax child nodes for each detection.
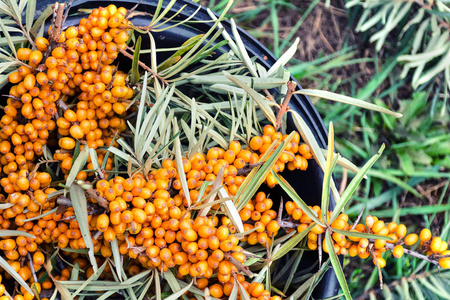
<box><xmin>1</xmin><ymin>2</ymin><xmax>447</xmax><ymax>299</ymax></box>
<box><xmin>4</xmin><ymin>4</ymin><xmax>131</xmax><ymax>182</ymax></box>
<box><xmin>284</xmin><ymin>200</ymin><xmax>450</xmax><ymax>270</ymax></box>
<box><xmin>0</xmin><ymin>2</ymin><xmax>313</xmax><ymax>295</ymax></box>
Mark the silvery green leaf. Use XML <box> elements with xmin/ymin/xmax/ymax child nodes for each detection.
<box><xmin>319</xmin><ymin>148</ymin><xmax>363</xmax><ymax>176</ymax></box>
<box><xmin>295</xmin><ymin>89</ymin><xmax>402</xmax><ymax>117</ymax></box>
<box><xmin>163</xmin><ymin>272</ymin><xmax>193</xmax><ymax>300</ymax></box>
<box><xmin>400</xmin><ymin>8</ymin><xmax>425</xmax><ymax>39</ymax></box>
<box><xmin>266</xmin><ymin>37</ymin><xmax>299</xmax><ymax>77</ymax></box>
<box><xmin>0</xmin><ymin>255</ymin><xmax>34</xmax><ymax>295</ymax></box>
<box><xmin>219</xmin><ymin>187</ymin><xmax>244</xmax><ymax>233</ymax></box>
<box><xmin>69</xmin><ymin>184</ymin><xmax>98</xmax><ymax>272</ymax></box>
<box><xmin>230</xmin><ymin>19</ymin><xmax>258</xmax><ymax>77</ymax></box>
<box><xmin>66</xmin><ymin>145</ymin><xmax>89</xmax><ymax>187</ymax></box>
<box><xmin>209</xmin><ymin>83</ymin><xmax>245</xmax><ymax>95</ymax></box>
<box><xmin>398</xmin><ymin>44</ymin><xmax>449</xmax><ymax>63</ymax></box>
<box><xmin>0</xmin><ymin>203</ymin><xmax>13</xmax><ymax>209</ymax></box>
<box><xmin>289</xmin><ymin>110</ymin><xmax>341</xmax><ymax>204</ymax></box>
<box><xmin>223</xmin><ymin>71</ymin><xmax>278</xmax><ymax>125</ymax></box>
<box><xmin>189</xmin><ymin>74</ymin><xmax>286</xmax><ymax>90</ymax></box>
<box><xmin>111</xmin><ymin>238</ymin><xmax>122</xmax><ymax>282</ymax></box>
<box><xmin>26</xmin><ymin>0</ymin><xmax>36</xmax><ymax>31</ymax></box>
<box><xmin>173</xmin><ymin>119</ymin><xmax>191</xmax><ymax>207</ymax></box>
<box><xmin>0</xmin><ymin>229</ymin><xmax>35</xmax><ymax>238</ymax></box>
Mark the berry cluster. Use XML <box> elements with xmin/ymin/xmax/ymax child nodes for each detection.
<box><xmin>0</xmin><ymin>3</ymin><xmax>448</xmax><ymax>300</ymax></box>
<box><xmin>284</xmin><ymin>201</ymin><xmax>450</xmax><ymax>269</ymax></box>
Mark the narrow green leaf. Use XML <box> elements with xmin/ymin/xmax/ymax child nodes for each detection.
<box><xmin>289</xmin><ymin>110</ymin><xmax>341</xmax><ymax>205</ymax></box>
<box><xmin>26</xmin><ymin>0</ymin><xmax>36</xmax><ymax>31</ymax></box>
<box><xmin>130</xmin><ymin>36</ymin><xmax>142</xmax><ymax>85</ymax></box>
<box><xmin>30</xmin><ymin>5</ymin><xmax>52</xmax><ymax>37</ymax></box>
<box><xmin>0</xmin><ymin>203</ymin><xmax>14</xmax><ymax>209</ymax></box>
<box><xmin>72</xmin><ymin>260</ymin><xmax>108</xmax><ymax>298</ymax></box>
<box><xmin>237</xmin><ymin>280</ymin><xmax>252</xmax><ymax>300</ymax></box>
<box><xmin>235</xmin><ymin>133</ymin><xmax>294</xmax><ymax>211</ymax></box>
<box><xmin>325</xmin><ymin>230</ymin><xmax>352</xmax><ymax>300</ymax></box>
<box><xmin>330</xmin><ymin>145</ymin><xmax>385</xmax><ymax>223</ymax></box>
<box><xmin>267</xmin><ymin>37</ymin><xmax>299</xmax><ymax>77</ymax></box>
<box><xmin>155</xmin><ymin>271</ymin><xmax>161</xmax><ymax>300</ymax></box>
<box><xmin>322</xmin><ymin>122</ymin><xmax>337</xmax><ymax>221</ymax></box>
<box><xmin>137</xmin><ymin>272</ymin><xmax>154</xmax><ymax>300</ymax></box>
<box><xmin>0</xmin><ymin>255</ymin><xmax>34</xmax><ymax>295</ymax></box>
<box><xmin>272</xmin><ymin>171</ymin><xmax>324</xmax><ymax>226</ymax></box>
<box><xmin>69</xmin><ymin>184</ymin><xmax>98</xmax><ymax>272</ymax></box>
<box><xmin>0</xmin><ymin>230</ymin><xmax>35</xmax><ymax>239</ymax></box>
<box><xmin>272</xmin><ymin>223</ymin><xmax>314</xmax><ymax>261</ymax></box>
<box><xmin>296</xmin><ymin>89</ymin><xmax>402</xmax><ymax>118</ymax></box>
<box><xmin>164</xmin><ymin>276</ymin><xmax>193</xmax><ymax>300</ymax></box>
<box><xmin>224</xmin><ymin>71</ymin><xmax>277</xmax><ymax>126</ymax></box>
<box><xmin>0</xmin><ymin>17</ymin><xmax>17</xmax><ymax>57</ymax></box>
<box><xmin>173</xmin><ymin>118</ymin><xmax>191</xmax><ymax>207</ymax></box>
<box><xmin>219</xmin><ymin>187</ymin><xmax>244</xmax><ymax>233</ymax></box>
<box><xmin>111</xmin><ymin>238</ymin><xmax>122</xmax><ymax>281</ymax></box>
<box><xmin>66</xmin><ymin>145</ymin><xmax>89</xmax><ymax>187</ymax></box>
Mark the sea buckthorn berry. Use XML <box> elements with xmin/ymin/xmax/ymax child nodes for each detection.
<box><xmin>372</xmin><ymin>220</ymin><xmax>385</xmax><ymax>233</ymax></box>
<box><xmin>30</xmin><ymin>50</ymin><xmax>43</xmax><ymax>64</ymax></box>
<box><xmin>430</xmin><ymin>237</ymin><xmax>443</xmax><ymax>253</ymax></box>
<box><xmin>17</xmin><ymin>48</ymin><xmax>32</xmax><ymax>60</ymax></box>
<box><xmin>404</xmin><ymin>233</ymin><xmax>419</xmax><ymax>246</ymax></box>
<box><xmin>59</xmin><ymin>137</ymin><xmax>76</xmax><ymax>150</ymax></box>
<box><xmin>96</xmin><ymin>214</ymin><xmax>109</xmax><ymax>232</ymax></box>
<box><xmin>420</xmin><ymin>228</ymin><xmax>432</xmax><ymax>242</ymax></box>
<box><xmin>373</xmin><ymin>257</ymin><xmax>386</xmax><ymax>268</ymax></box>
<box><xmin>393</xmin><ymin>245</ymin><xmax>404</xmax><ymax>258</ymax></box>
<box><xmin>396</xmin><ymin>224</ymin><xmax>407</xmax><ymax>239</ymax></box>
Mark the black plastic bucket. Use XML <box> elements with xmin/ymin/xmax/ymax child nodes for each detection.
<box><xmin>30</xmin><ymin>0</ymin><xmax>339</xmax><ymax>298</ymax></box>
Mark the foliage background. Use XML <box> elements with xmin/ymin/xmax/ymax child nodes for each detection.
<box><xmin>202</xmin><ymin>0</ymin><xmax>450</xmax><ymax>298</ymax></box>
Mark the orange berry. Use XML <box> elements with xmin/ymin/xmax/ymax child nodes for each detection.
<box><xmin>393</xmin><ymin>245</ymin><xmax>404</xmax><ymax>258</ymax></box>
<box><xmin>419</xmin><ymin>228</ymin><xmax>432</xmax><ymax>242</ymax></box>
<box><xmin>396</xmin><ymin>224</ymin><xmax>407</xmax><ymax>239</ymax></box>
<box><xmin>404</xmin><ymin>233</ymin><xmax>419</xmax><ymax>246</ymax></box>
